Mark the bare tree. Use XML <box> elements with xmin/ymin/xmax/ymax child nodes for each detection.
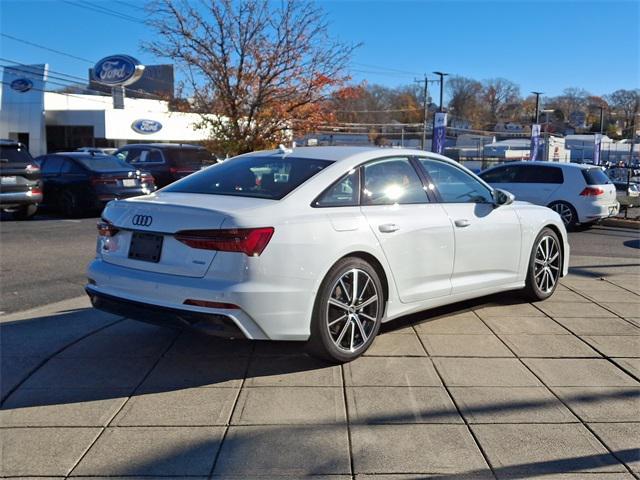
<box><xmin>145</xmin><ymin>0</ymin><xmax>357</xmax><ymax>154</ymax></box>
<box><xmin>446</xmin><ymin>76</ymin><xmax>483</xmax><ymax>127</ymax></box>
<box><xmin>481</xmin><ymin>78</ymin><xmax>521</xmax><ymax>124</ymax></box>
<box><xmin>606</xmin><ymin>89</ymin><xmax>640</xmax><ymax>137</ymax></box>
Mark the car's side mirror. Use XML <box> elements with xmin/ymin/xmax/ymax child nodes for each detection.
<box><xmin>493</xmin><ymin>188</ymin><xmax>515</xmax><ymax>206</ymax></box>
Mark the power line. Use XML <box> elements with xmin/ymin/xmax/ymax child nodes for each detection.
<box><xmin>0</xmin><ymin>33</ymin><xmax>94</xmax><ymax>63</ymax></box>
<box><xmin>114</xmin><ymin>0</ymin><xmax>148</xmax><ymax>12</ymax></box>
<box><xmin>61</xmin><ymin>0</ymin><xmax>146</xmax><ymax>24</ymax></box>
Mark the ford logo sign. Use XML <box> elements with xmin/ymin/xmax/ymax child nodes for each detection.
<box><xmin>131</xmin><ymin>214</ymin><xmax>153</xmax><ymax>227</ymax></box>
<box><xmin>93</xmin><ymin>54</ymin><xmax>144</xmax><ymax>86</ymax></box>
<box><xmin>131</xmin><ymin>119</ymin><xmax>163</xmax><ymax>134</ymax></box>
<box><xmin>10</xmin><ymin>78</ymin><xmax>33</xmax><ymax>93</ymax></box>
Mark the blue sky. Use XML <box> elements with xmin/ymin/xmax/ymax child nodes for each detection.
<box><xmin>1</xmin><ymin>0</ymin><xmax>638</xmax><ymax>99</ymax></box>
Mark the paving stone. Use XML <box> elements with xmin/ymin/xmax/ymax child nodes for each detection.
<box><xmin>166</xmin><ymin>333</ymin><xmax>253</xmax><ymax>357</ymax></box>
<box><xmin>213</xmin><ymin>425</ymin><xmax>350</xmax><ymax>475</ymax></box>
<box><xmin>57</xmin><ymin>331</ymin><xmax>174</xmax><ymax>358</ymax></box>
<box><xmin>584</xmin><ymin>290</ymin><xmax>640</xmax><ymax>303</ymax></box>
<box><xmin>114</xmin><ymin>387</ymin><xmax>238</xmax><ymax>426</ymax></box>
<box><xmin>140</xmin><ymin>355</ymin><xmax>248</xmax><ymax>390</ymax></box>
<box><xmin>379</xmin><ymin>322</ymin><xmax>421</xmax><ymax>335</ymax></box>
<box><xmin>523</xmin><ymin>359</ymin><xmax>638</xmax><ymax>387</ymax></box>
<box><xmin>0</xmin><ymin>427</ymin><xmax>101</xmax><ymax>476</ymax></box>
<box><xmin>498</xmin><ymin>334</ymin><xmax>600</xmax><ymax>358</ymax></box>
<box><xmin>536</xmin><ymin>302</ymin><xmax>616</xmax><ymax>318</ymax></box>
<box><xmin>449</xmin><ymin>386</ymin><xmax>576</xmax><ymax>423</ymax></box>
<box><xmin>244</xmin><ymin>355</ymin><xmax>342</xmax><ymax>387</ymax></box>
<box><xmin>474</xmin><ymin>302</ymin><xmax>544</xmax><ymax>318</ymax></box>
<box><xmin>545</xmin><ymin>290</ymin><xmax>592</xmax><ymax>302</ymax></box>
<box><xmin>552</xmin><ymin>387</ymin><xmax>640</xmax><ymax>422</ymax></box>
<box><xmin>253</xmin><ymin>340</ymin><xmax>308</xmax><ymax>356</ymax></box>
<box><xmin>419</xmin><ymin>334</ymin><xmax>513</xmax><ymax>357</ymax></box>
<box><xmin>433</xmin><ymin>358</ymin><xmax>541</xmax><ymax>386</ymax></box>
<box><xmin>351</xmin><ymin>424</ymin><xmax>489</xmax><ymax>474</ymax></box>
<box><xmin>601</xmin><ymin>303</ymin><xmax>640</xmax><ymax>318</ymax></box>
<box><xmin>20</xmin><ymin>356</ymin><xmax>157</xmax><ymax>390</ymax></box>
<box><xmin>0</xmin><ymin>388</ymin><xmax>128</xmax><ymax>427</ymax></box>
<box><xmin>611</xmin><ymin>357</ymin><xmax>640</xmax><ymax>378</ymax></box>
<box><xmin>481</xmin><ymin>316</ymin><xmax>569</xmax><ymax>334</ymax></box>
<box><xmin>0</xmin><ymin>355</ymin><xmax>46</xmax><ymax>398</ymax></box>
<box><xmin>626</xmin><ymin>318</ymin><xmax>640</xmax><ymax>327</ymax></box>
<box><xmin>588</xmin><ymin>423</ymin><xmax>640</xmax><ymax>473</ymax></box>
<box><xmin>364</xmin><ymin>333</ymin><xmax>426</xmax><ymax>356</ymax></box>
<box><xmin>581</xmin><ymin>336</ymin><xmax>640</xmax><ymax>357</ymax></box>
<box><xmin>509</xmin><ymin>475</ymin><xmax>635</xmax><ymax>480</ymax></box>
<box><xmin>231</xmin><ymin>387</ymin><xmax>345</xmax><ymax>425</ymax></box>
<box><xmin>472</xmin><ymin>423</ymin><xmax>626</xmax><ymax>477</ymax></box>
<box><xmin>561</xmin><ymin>278</ymin><xmax>626</xmax><ymax>292</ymax></box>
<box><xmin>413</xmin><ymin>311</ymin><xmax>492</xmax><ymax>334</ymax></box>
<box><xmin>553</xmin><ymin>317</ymin><xmax>640</xmax><ymax>336</ymax></box>
<box><xmin>346</xmin><ymin>386</ymin><xmax>461</xmax><ymax>424</ymax></box>
<box><xmin>343</xmin><ymin>357</ymin><xmax>441</xmax><ymax>386</ymax></box>
<box><xmin>73</xmin><ymin>426</ymin><xmax>225</xmax><ymax>476</ymax></box>
<box><xmin>356</xmin><ymin>474</ymin><xmax>494</xmax><ymax>480</ymax></box>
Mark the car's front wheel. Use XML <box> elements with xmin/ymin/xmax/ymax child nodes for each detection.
<box><xmin>307</xmin><ymin>257</ymin><xmax>383</xmax><ymax>363</ymax></box>
<box><xmin>523</xmin><ymin>227</ymin><xmax>563</xmax><ymax>301</ymax></box>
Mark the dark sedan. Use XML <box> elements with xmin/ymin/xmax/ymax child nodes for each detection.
<box><xmin>35</xmin><ymin>153</ymin><xmax>156</xmax><ymax>217</ymax></box>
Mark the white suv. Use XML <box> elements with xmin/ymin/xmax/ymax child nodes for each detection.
<box><xmin>480</xmin><ymin>161</ymin><xmax>619</xmax><ymax>228</ymax></box>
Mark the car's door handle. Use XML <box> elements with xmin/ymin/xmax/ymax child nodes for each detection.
<box><xmin>378</xmin><ymin>223</ymin><xmax>400</xmax><ymax>233</ymax></box>
<box><xmin>454</xmin><ymin>219</ymin><xmax>471</xmax><ymax>228</ymax></box>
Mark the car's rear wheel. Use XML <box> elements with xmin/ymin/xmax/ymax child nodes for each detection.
<box><xmin>62</xmin><ymin>191</ymin><xmax>82</xmax><ymax>217</ymax></box>
<box><xmin>523</xmin><ymin>227</ymin><xmax>562</xmax><ymax>301</ymax></box>
<box><xmin>11</xmin><ymin>204</ymin><xmax>37</xmax><ymax>220</ymax></box>
<box><xmin>548</xmin><ymin>201</ymin><xmax>577</xmax><ymax>229</ymax></box>
<box><xmin>307</xmin><ymin>257</ymin><xmax>383</xmax><ymax>363</ymax></box>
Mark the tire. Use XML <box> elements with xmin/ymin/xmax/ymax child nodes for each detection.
<box><xmin>522</xmin><ymin>227</ymin><xmax>563</xmax><ymax>301</ymax></box>
<box><xmin>548</xmin><ymin>201</ymin><xmax>578</xmax><ymax>229</ymax></box>
<box><xmin>61</xmin><ymin>191</ymin><xmax>82</xmax><ymax>218</ymax></box>
<box><xmin>11</xmin><ymin>204</ymin><xmax>37</xmax><ymax>220</ymax></box>
<box><xmin>307</xmin><ymin>257</ymin><xmax>384</xmax><ymax>363</ymax></box>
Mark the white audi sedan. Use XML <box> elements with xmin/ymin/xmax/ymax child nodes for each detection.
<box><xmin>86</xmin><ymin>147</ymin><xmax>569</xmax><ymax>362</ymax></box>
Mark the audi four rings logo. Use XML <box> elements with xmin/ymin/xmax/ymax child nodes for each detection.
<box><xmin>131</xmin><ymin>214</ymin><xmax>153</xmax><ymax>227</ymax></box>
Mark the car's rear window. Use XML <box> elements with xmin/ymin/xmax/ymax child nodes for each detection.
<box><xmin>76</xmin><ymin>156</ymin><xmax>132</xmax><ymax>172</ymax></box>
<box><xmin>582</xmin><ymin>168</ymin><xmax>611</xmax><ymax>185</ymax></box>
<box><xmin>164</xmin><ymin>155</ymin><xmax>332</xmax><ymax>200</ymax></box>
<box><xmin>166</xmin><ymin>149</ymin><xmax>214</xmax><ymax>168</ymax></box>
<box><xmin>0</xmin><ymin>145</ymin><xmax>33</xmax><ymax>164</ymax></box>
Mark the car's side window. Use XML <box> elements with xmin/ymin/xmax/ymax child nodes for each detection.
<box><xmin>481</xmin><ymin>165</ymin><xmax>519</xmax><ymax>183</ymax></box>
<box><xmin>140</xmin><ymin>149</ymin><xmax>164</xmax><ymax>164</ymax></box>
<box><xmin>115</xmin><ymin>149</ymin><xmax>129</xmax><ymax>162</ymax></box>
<box><xmin>313</xmin><ymin>169</ymin><xmax>360</xmax><ymax>207</ymax></box>
<box><xmin>41</xmin><ymin>156</ymin><xmax>64</xmax><ymax>175</ymax></box>
<box><xmin>61</xmin><ymin>159</ymin><xmax>84</xmax><ymax>174</ymax></box>
<box><xmin>419</xmin><ymin>158</ymin><xmax>493</xmax><ymax>204</ymax></box>
<box><xmin>519</xmin><ymin>166</ymin><xmax>564</xmax><ymax>184</ymax></box>
<box><xmin>361</xmin><ymin>157</ymin><xmax>428</xmax><ymax>206</ymax></box>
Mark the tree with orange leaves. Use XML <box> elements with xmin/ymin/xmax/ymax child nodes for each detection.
<box><xmin>146</xmin><ymin>0</ymin><xmax>357</xmax><ymax>155</ymax></box>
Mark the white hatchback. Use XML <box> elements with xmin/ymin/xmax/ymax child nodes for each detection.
<box><xmin>87</xmin><ymin>147</ymin><xmax>569</xmax><ymax>362</ymax></box>
<box><xmin>479</xmin><ymin>161</ymin><xmax>619</xmax><ymax>228</ymax></box>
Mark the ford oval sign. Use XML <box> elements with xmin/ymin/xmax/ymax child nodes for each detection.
<box><xmin>93</xmin><ymin>55</ymin><xmax>144</xmax><ymax>86</ymax></box>
<box><xmin>10</xmin><ymin>78</ymin><xmax>33</xmax><ymax>93</ymax></box>
<box><xmin>131</xmin><ymin>119</ymin><xmax>163</xmax><ymax>134</ymax></box>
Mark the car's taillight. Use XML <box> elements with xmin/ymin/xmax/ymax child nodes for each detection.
<box><xmin>97</xmin><ymin>220</ymin><xmax>119</xmax><ymax>237</ymax></box>
<box><xmin>175</xmin><ymin>227</ymin><xmax>274</xmax><ymax>256</ymax></box>
<box><xmin>25</xmin><ymin>164</ymin><xmax>40</xmax><ymax>173</ymax></box>
<box><xmin>30</xmin><ymin>187</ymin><xmax>42</xmax><ymax>195</ymax></box>
<box><xmin>580</xmin><ymin>187</ymin><xmax>605</xmax><ymax>196</ymax></box>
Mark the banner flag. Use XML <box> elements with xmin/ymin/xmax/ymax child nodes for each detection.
<box><xmin>529</xmin><ymin>124</ymin><xmax>541</xmax><ymax>161</ymax></box>
<box><xmin>593</xmin><ymin>134</ymin><xmax>602</xmax><ymax>165</ymax></box>
<box><xmin>432</xmin><ymin>112</ymin><xmax>447</xmax><ymax>154</ymax></box>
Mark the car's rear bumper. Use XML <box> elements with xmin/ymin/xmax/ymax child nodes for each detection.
<box><xmin>0</xmin><ymin>190</ymin><xmax>42</xmax><ymax>207</ymax></box>
<box><xmin>579</xmin><ymin>201</ymin><xmax>620</xmax><ymax>223</ymax></box>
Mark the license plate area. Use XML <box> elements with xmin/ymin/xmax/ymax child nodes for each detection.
<box><xmin>122</xmin><ymin>179</ymin><xmax>136</xmax><ymax>187</ymax></box>
<box><xmin>128</xmin><ymin>232</ymin><xmax>163</xmax><ymax>263</ymax></box>
<box><xmin>1</xmin><ymin>176</ymin><xmax>17</xmax><ymax>185</ymax></box>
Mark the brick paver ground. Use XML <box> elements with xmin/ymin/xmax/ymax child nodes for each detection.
<box><xmin>1</xmin><ymin>269</ymin><xmax>639</xmax><ymax>478</ymax></box>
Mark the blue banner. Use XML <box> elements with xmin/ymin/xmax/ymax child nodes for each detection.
<box><xmin>593</xmin><ymin>134</ymin><xmax>602</xmax><ymax>165</ymax></box>
<box><xmin>432</xmin><ymin>112</ymin><xmax>447</xmax><ymax>154</ymax></box>
<box><xmin>529</xmin><ymin>124</ymin><xmax>541</xmax><ymax>161</ymax></box>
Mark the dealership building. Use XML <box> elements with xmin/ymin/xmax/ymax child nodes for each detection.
<box><xmin>0</xmin><ymin>62</ymin><xmax>210</xmax><ymax>157</ymax></box>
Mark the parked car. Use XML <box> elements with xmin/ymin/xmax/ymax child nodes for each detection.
<box><xmin>114</xmin><ymin>143</ymin><xmax>215</xmax><ymax>188</ymax></box>
<box><xmin>86</xmin><ymin>147</ymin><xmax>569</xmax><ymax>362</ymax></box>
<box><xmin>479</xmin><ymin>161</ymin><xmax>619</xmax><ymax>228</ymax></box>
<box><xmin>612</xmin><ymin>181</ymin><xmax>639</xmax><ymax>209</ymax></box>
<box><xmin>35</xmin><ymin>152</ymin><xmax>156</xmax><ymax>217</ymax></box>
<box><xmin>0</xmin><ymin>139</ymin><xmax>42</xmax><ymax>219</ymax></box>
<box><xmin>76</xmin><ymin>147</ymin><xmax>117</xmax><ymax>155</ymax></box>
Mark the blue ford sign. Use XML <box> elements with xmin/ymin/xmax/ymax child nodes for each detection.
<box><xmin>93</xmin><ymin>55</ymin><xmax>144</xmax><ymax>86</ymax></box>
<box><xmin>10</xmin><ymin>78</ymin><xmax>33</xmax><ymax>93</ymax></box>
<box><xmin>132</xmin><ymin>119</ymin><xmax>163</xmax><ymax>134</ymax></box>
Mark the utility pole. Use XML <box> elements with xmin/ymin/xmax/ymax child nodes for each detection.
<box><xmin>599</xmin><ymin>106</ymin><xmax>605</xmax><ymax>135</ymax></box>
<box><xmin>433</xmin><ymin>71</ymin><xmax>449</xmax><ymax>112</ymax></box>
<box><xmin>415</xmin><ymin>75</ymin><xmax>429</xmax><ymax>150</ymax></box>
<box><xmin>531</xmin><ymin>91</ymin><xmax>543</xmax><ymax>123</ymax></box>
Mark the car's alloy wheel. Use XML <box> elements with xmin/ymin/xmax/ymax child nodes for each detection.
<box><xmin>308</xmin><ymin>257</ymin><xmax>383</xmax><ymax>362</ymax></box>
<box><xmin>523</xmin><ymin>227</ymin><xmax>562</xmax><ymax>301</ymax></box>
<box><xmin>549</xmin><ymin>201</ymin><xmax>576</xmax><ymax>228</ymax></box>
<box><xmin>326</xmin><ymin>268</ymin><xmax>379</xmax><ymax>353</ymax></box>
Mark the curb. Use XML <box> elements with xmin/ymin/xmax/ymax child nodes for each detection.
<box><xmin>601</xmin><ymin>218</ymin><xmax>640</xmax><ymax>229</ymax></box>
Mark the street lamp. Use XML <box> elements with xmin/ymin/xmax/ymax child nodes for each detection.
<box><xmin>531</xmin><ymin>91</ymin><xmax>543</xmax><ymax>123</ymax></box>
<box><xmin>433</xmin><ymin>71</ymin><xmax>449</xmax><ymax>112</ymax></box>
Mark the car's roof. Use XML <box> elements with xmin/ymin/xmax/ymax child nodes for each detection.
<box><xmin>242</xmin><ymin>146</ymin><xmax>453</xmax><ymax>163</ymax></box>
<box><xmin>48</xmin><ymin>152</ymin><xmax>116</xmax><ymax>158</ymax></box>
<box><xmin>116</xmin><ymin>143</ymin><xmax>205</xmax><ymax>150</ymax></box>
<box><xmin>485</xmin><ymin>161</ymin><xmax>598</xmax><ymax>171</ymax></box>
<box><xmin>0</xmin><ymin>139</ymin><xmax>22</xmax><ymax>147</ymax></box>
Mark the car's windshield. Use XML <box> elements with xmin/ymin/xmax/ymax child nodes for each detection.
<box><xmin>164</xmin><ymin>155</ymin><xmax>332</xmax><ymax>199</ymax></box>
<box><xmin>76</xmin><ymin>156</ymin><xmax>132</xmax><ymax>172</ymax></box>
<box><xmin>582</xmin><ymin>167</ymin><xmax>612</xmax><ymax>185</ymax></box>
<box><xmin>0</xmin><ymin>146</ymin><xmax>34</xmax><ymax>164</ymax></box>
<box><xmin>166</xmin><ymin>148</ymin><xmax>215</xmax><ymax>167</ymax></box>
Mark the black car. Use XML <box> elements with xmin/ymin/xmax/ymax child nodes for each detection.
<box><xmin>0</xmin><ymin>140</ymin><xmax>42</xmax><ymax>219</ymax></box>
<box><xmin>114</xmin><ymin>143</ymin><xmax>215</xmax><ymax>188</ymax></box>
<box><xmin>35</xmin><ymin>153</ymin><xmax>156</xmax><ymax>217</ymax></box>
